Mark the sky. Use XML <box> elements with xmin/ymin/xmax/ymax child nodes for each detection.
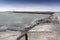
<box><xmin>0</xmin><ymin>0</ymin><xmax>60</xmax><ymax>12</ymax></box>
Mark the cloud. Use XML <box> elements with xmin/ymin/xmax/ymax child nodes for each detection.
<box><xmin>0</xmin><ymin>4</ymin><xmax>60</xmax><ymax>12</ymax></box>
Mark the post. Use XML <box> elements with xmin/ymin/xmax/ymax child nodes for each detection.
<box><xmin>25</xmin><ymin>33</ymin><xmax>28</xmax><ymax>40</ymax></box>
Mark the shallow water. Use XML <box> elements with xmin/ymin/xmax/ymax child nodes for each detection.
<box><xmin>0</xmin><ymin>12</ymin><xmax>50</xmax><ymax>31</ymax></box>
<box><xmin>0</xmin><ymin>12</ymin><xmax>50</xmax><ymax>25</ymax></box>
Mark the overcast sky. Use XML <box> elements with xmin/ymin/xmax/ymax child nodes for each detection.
<box><xmin>0</xmin><ymin>0</ymin><xmax>60</xmax><ymax>12</ymax></box>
